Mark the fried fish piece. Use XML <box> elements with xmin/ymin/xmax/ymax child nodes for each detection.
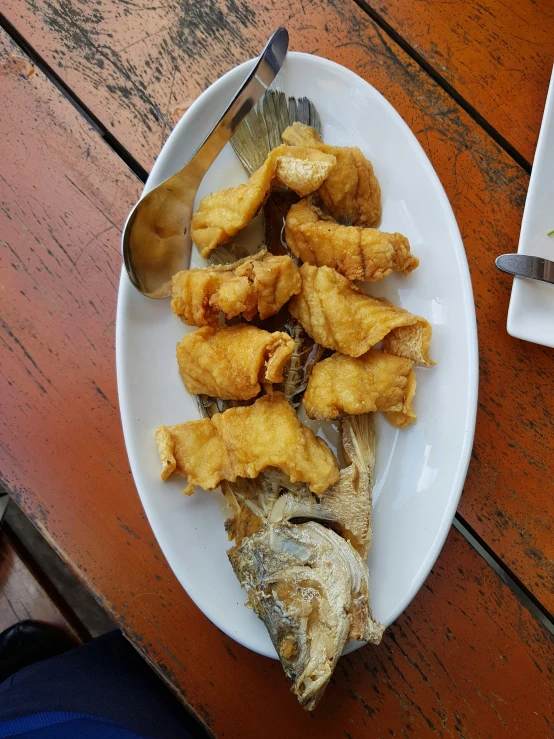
<box><xmin>303</xmin><ymin>349</ymin><xmax>417</xmax><ymax>427</ymax></box>
<box><xmin>285</xmin><ymin>198</ymin><xmax>418</xmax><ymax>281</ymax></box>
<box><xmin>289</xmin><ymin>264</ymin><xmax>434</xmax><ymax>365</ymax></box>
<box><xmin>270</xmin><ymin>413</ymin><xmax>377</xmax><ymax>560</ymax></box>
<box><xmin>171</xmin><ymin>251</ymin><xmax>301</xmax><ymax>326</ymax></box>
<box><xmin>176</xmin><ymin>325</ymin><xmax>295</xmax><ymax>400</ymax></box>
<box><xmin>281</xmin><ymin>122</ymin><xmax>323</xmax><ymax>148</ymax></box>
<box><xmin>191</xmin><ymin>145</ymin><xmax>336</xmax><ymax>258</ymax></box>
<box><xmin>220</xmin><ymin>373</ymin><xmax>378</xmax><ymax>555</ymax></box>
<box><xmin>282</xmin><ymin>122</ymin><xmax>381</xmax><ymax>227</ymax></box>
<box><xmin>228</xmin><ymin>520</ymin><xmax>383</xmax><ymax>711</ymax></box>
<box><xmin>155</xmin><ymin>392</ymin><xmax>339</xmax><ymax>496</ymax></box>
<box><xmin>224</xmin><ymin>413</ymin><xmax>378</xmax><ymax>558</ymax></box>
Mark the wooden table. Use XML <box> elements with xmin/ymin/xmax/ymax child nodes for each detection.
<box><xmin>1</xmin><ymin>1</ymin><xmax>553</xmax><ymax>735</ymax></box>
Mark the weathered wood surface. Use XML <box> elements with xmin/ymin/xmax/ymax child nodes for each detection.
<box><xmin>0</xmin><ymin>532</ymin><xmax>79</xmax><ymax>639</ymax></box>
<box><xmin>1</xmin><ymin>23</ymin><xmax>554</xmax><ymax>738</ymax></box>
<box><xmin>3</xmin><ymin>0</ymin><xmax>553</xmax><ymax>609</ymax></box>
<box><xmin>5</xmin><ymin>0</ymin><xmax>554</xmax><ymax>169</ymax></box>
<box><xmin>366</xmin><ymin>0</ymin><xmax>554</xmax><ymax>164</ymax></box>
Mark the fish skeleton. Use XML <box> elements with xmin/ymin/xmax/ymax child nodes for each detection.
<box><xmin>269</xmin><ymin>413</ymin><xmax>375</xmax><ymax>560</ymax></box>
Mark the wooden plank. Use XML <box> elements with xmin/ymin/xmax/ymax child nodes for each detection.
<box><xmin>1</xmin><ymin>26</ymin><xmax>554</xmax><ymax>738</ymax></box>
<box><xmin>3</xmin><ymin>0</ymin><xmax>553</xmax><ymax>608</ymax></box>
<box><xmin>0</xmin><ymin>532</ymin><xmax>79</xmax><ymax>639</ymax></box>
<box><xmin>4</xmin><ymin>0</ymin><xmax>552</xmax><ymax>170</ymax></box>
<box><xmin>362</xmin><ymin>0</ymin><xmax>554</xmax><ymax>163</ymax></box>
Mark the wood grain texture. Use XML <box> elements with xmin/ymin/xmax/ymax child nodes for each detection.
<box><xmin>3</xmin><ymin>0</ymin><xmax>553</xmax><ymax>608</ymax></box>
<box><xmin>364</xmin><ymin>0</ymin><xmax>554</xmax><ymax>163</ymax></box>
<box><xmin>1</xmin><ymin>22</ymin><xmax>554</xmax><ymax>737</ymax></box>
<box><xmin>0</xmin><ymin>533</ymin><xmax>78</xmax><ymax>638</ymax></box>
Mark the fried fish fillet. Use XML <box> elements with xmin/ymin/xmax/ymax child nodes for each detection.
<box><xmin>281</xmin><ymin>122</ymin><xmax>381</xmax><ymax>227</ymax></box>
<box><xmin>171</xmin><ymin>251</ymin><xmax>301</xmax><ymax>326</ymax></box>
<box><xmin>303</xmin><ymin>349</ymin><xmax>417</xmax><ymax>427</ymax></box>
<box><xmin>285</xmin><ymin>198</ymin><xmax>418</xmax><ymax>281</ymax></box>
<box><xmin>191</xmin><ymin>145</ymin><xmax>337</xmax><ymax>258</ymax></box>
<box><xmin>289</xmin><ymin>264</ymin><xmax>434</xmax><ymax>365</ymax></box>
<box><xmin>155</xmin><ymin>392</ymin><xmax>339</xmax><ymax>496</ymax></box>
<box><xmin>281</xmin><ymin>122</ymin><xmax>323</xmax><ymax>148</ymax></box>
<box><xmin>228</xmin><ymin>520</ymin><xmax>383</xmax><ymax>711</ymax></box>
<box><xmin>176</xmin><ymin>325</ymin><xmax>295</xmax><ymax>400</ymax></box>
<box><xmin>223</xmin><ymin>413</ymin><xmax>377</xmax><ymax>559</ymax></box>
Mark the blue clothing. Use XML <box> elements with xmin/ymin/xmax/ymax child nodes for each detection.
<box><xmin>0</xmin><ymin>712</ymin><xmax>143</xmax><ymax>738</ymax></box>
<box><xmin>0</xmin><ymin>631</ymin><xmax>203</xmax><ymax>738</ymax></box>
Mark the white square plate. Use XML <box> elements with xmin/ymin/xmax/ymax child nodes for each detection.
<box><xmin>507</xmin><ymin>64</ymin><xmax>554</xmax><ymax>347</ymax></box>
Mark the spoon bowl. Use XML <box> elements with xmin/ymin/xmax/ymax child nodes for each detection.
<box><xmin>122</xmin><ymin>28</ymin><xmax>289</xmax><ymax>299</ymax></box>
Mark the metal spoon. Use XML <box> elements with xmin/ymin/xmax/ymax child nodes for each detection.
<box><xmin>123</xmin><ymin>28</ymin><xmax>289</xmax><ymax>299</ymax></box>
<box><xmin>495</xmin><ymin>254</ymin><xmax>554</xmax><ymax>285</ymax></box>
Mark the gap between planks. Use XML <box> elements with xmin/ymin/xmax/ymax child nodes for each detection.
<box><xmin>455</xmin><ymin>514</ymin><xmax>554</xmax><ymax>633</ymax></box>
<box><xmin>1</xmin><ymin>9</ymin><xmax>552</xmax><ymax>635</ymax></box>
<box><xmin>0</xmin><ymin>4</ymin><xmax>533</xmax><ymax>180</ymax></box>
<box><xmin>352</xmin><ymin>0</ymin><xmax>532</xmax><ymax>174</ymax></box>
<box><xmin>0</xmin><ymin>12</ymin><xmax>148</xmax><ymax>184</ymax></box>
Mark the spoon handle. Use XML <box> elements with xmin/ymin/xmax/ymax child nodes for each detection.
<box><xmin>190</xmin><ymin>28</ymin><xmax>289</xmax><ymax>178</ymax></box>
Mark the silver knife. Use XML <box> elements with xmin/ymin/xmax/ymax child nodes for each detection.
<box><xmin>495</xmin><ymin>254</ymin><xmax>554</xmax><ymax>285</ymax></box>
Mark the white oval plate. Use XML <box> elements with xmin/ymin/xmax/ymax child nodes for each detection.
<box><xmin>116</xmin><ymin>52</ymin><xmax>478</xmax><ymax>659</ymax></box>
